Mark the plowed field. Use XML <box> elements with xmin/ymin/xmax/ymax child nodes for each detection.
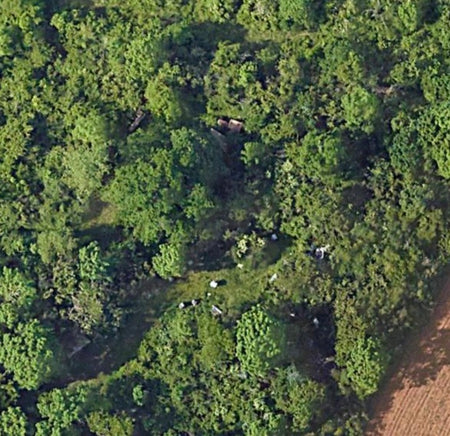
<box><xmin>366</xmin><ymin>277</ymin><xmax>450</xmax><ymax>435</ymax></box>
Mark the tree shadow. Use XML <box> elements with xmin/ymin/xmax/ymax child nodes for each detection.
<box><xmin>75</xmin><ymin>224</ymin><xmax>123</xmax><ymax>249</ymax></box>
<box><xmin>166</xmin><ymin>20</ymin><xmax>247</xmax><ymax>80</ymax></box>
<box><xmin>367</xmin><ymin>280</ymin><xmax>450</xmax><ymax>435</ymax></box>
<box><xmin>48</xmin><ymin>0</ymin><xmax>95</xmax><ymax>13</ymax></box>
<box><xmin>403</xmin><ymin>327</ymin><xmax>450</xmax><ymax>387</ymax></box>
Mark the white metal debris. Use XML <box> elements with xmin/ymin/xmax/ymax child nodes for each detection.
<box><xmin>228</xmin><ymin>119</ymin><xmax>244</xmax><ymax>133</ymax></box>
<box><xmin>211</xmin><ymin>305</ymin><xmax>223</xmax><ymax>315</ymax></box>
<box><xmin>269</xmin><ymin>273</ymin><xmax>278</xmax><ymax>283</ymax></box>
<box><xmin>315</xmin><ymin>248</ymin><xmax>325</xmax><ymax>259</ymax></box>
<box><xmin>314</xmin><ymin>244</ymin><xmax>330</xmax><ymax>260</ymax></box>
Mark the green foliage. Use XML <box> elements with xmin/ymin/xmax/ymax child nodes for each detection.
<box><xmin>389</xmin><ymin>111</ymin><xmax>422</xmax><ymax>175</ymax></box>
<box><xmin>204</xmin><ymin>42</ymin><xmax>269</xmax><ymax>131</ymax></box>
<box><xmin>184</xmin><ymin>184</ymin><xmax>214</xmax><ymax>221</ymax></box>
<box><xmin>61</xmin><ymin>108</ymin><xmax>110</xmax><ymax>202</ymax></box>
<box><xmin>287</xmin><ymin>129</ymin><xmax>347</xmax><ymax>181</ymax></box>
<box><xmin>0</xmin><ymin>374</ymin><xmax>19</xmax><ymax>410</ymax></box>
<box><xmin>104</xmin><ymin>158</ymin><xmax>170</xmax><ymax>245</ymax></box>
<box><xmin>78</xmin><ymin>242</ymin><xmax>109</xmax><ymax>283</ymax></box>
<box><xmin>334</xmin><ymin>301</ymin><xmax>387</xmax><ymax>399</ymax></box>
<box><xmin>397</xmin><ymin>0</ymin><xmax>426</xmax><ymax>33</ymax></box>
<box><xmin>279</xmin><ymin>0</ymin><xmax>316</xmax><ymax>29</ymax></box>
<box><xmin>0</xmin><ymin>200</ymin><xmax>27</xmax><ymax>256</ymax></box>
<box><xmin>343</xmin><ymin>335</ymin><xmax>386</xmax><ymax>399</ymax></box>
<box><xmin>418</xmin><ymin>102</ymin><xmax>450</xmax><ymax>179</ymax></box>
<box><xmin>236</xmin><ymin>305</ymin><xmax>281</xmax><ymax>376</ymax></box>
<box><xmin>65</xmin><ymin>242</ymin><xmax>113</xmax><ymax>334</ymax></box>
<box><xmin>0</xmin><ymin>320</ymin><xmax>55</xmax><ymax>390</ymax></box>
<box><xmin>152</xmin><ymin>240</ymin><xmax>186</xmax><ymax>279</ymax></box>
<box><xmin>241</xmin><ymin>142</ymin><xmax>269</xmax><ymax>167</ymax></box>
<box><xmin>132</xmin><ymin>384</ymin><xmax>145</xmax><ymax>406</ymax></box>
<box><xmin>273</xmin><ymin>366</ymin><xmax>326</xmax><ymax>432</ymax></box>
<box><xmin>237</xmin><ymin>0</ymin><xmax>279</xmax><ymax>33</ymax></box>
<box><xmin>193</xmin><ymin>0</ymin><xmax>237</xmax><ymax>23</ymax></box>
<box><xmin>145</xmin><ymin>63</ymin><xmax>184</xmax><ymax>124</ymax></box>
<box><xmin>36</xmin><ymin>386</ymin><xmax>87</xmax><ymax>435</ymax></box>
<box><xmin>0</xmin><ymin>268</ymin><xmax>57</xmax><ymax>390</ymax></box>
<box><xmin>341</xmin><ymin>86</ymin><xmax>379</xmax><ymax>134</ymax></box>
<box><xmin>0</xmin><ymin>407</ymin><xmax>27</xmax><ymax>436</ymax></box>
<box><xmin>0</xmin><ymin>0</ymin><xmax>43</xmax><ymax>59</ymax></box>
<box><xmin>0</xmin><ymin>0</ymin><xmax>449</xmax><ymax>434</ymax></box>
<box><xmin>34</xmin><ymin>204</ymin><xmax>78</xmax><ymax>265</ymax></box>
<box><xmin>104</xmin><ymin>127</ymin><xmax>214</xmax><ymax>251</ymax></box>
<box><xmin>87</xmin><ymin>411</ymin><xmax>134</xmax><ymax>436</ymax></box>
<box><xmin>0</xmin><ymin>268</ymin><xmax>36</xmax><ymax>328</ymax></box>
<box><xmin>132</xmin><ymin>304</ymin><xmax>292</xmax><ymax>433</ymax></box>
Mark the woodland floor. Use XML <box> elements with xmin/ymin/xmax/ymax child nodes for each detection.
<box><xmin>366</xmin><ymin>275</ymin><xmax>450</xmax><ymax>436</ymax></box>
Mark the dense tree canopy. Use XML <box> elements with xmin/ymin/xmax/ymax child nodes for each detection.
<box><xmin>0</xmin><ymin>0</ymin><xmax>448</xmax><ymax>434</ymax></box>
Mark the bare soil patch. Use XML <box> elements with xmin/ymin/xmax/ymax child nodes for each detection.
<box><xmin>366</xmin><ymin>276</ymin><xmax>450</xmax><ymax>435</ymax></box>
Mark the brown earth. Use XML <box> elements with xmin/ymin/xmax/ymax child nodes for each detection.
<box><xmin>366</xmin><ymin>276</ymin><xmax>450</xmax><ymax>436</ymax></box>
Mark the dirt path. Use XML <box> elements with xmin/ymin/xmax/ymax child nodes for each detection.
<box><xmin>366</xmin><ymin>276</ymin><xmax>450</xmax><ymax>435</ymax></box>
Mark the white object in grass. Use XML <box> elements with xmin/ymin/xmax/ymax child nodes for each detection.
<box><xmin>211</xmin><ymin>305</ymin><xmax>223</xmax><ymax>315</ymax></box>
